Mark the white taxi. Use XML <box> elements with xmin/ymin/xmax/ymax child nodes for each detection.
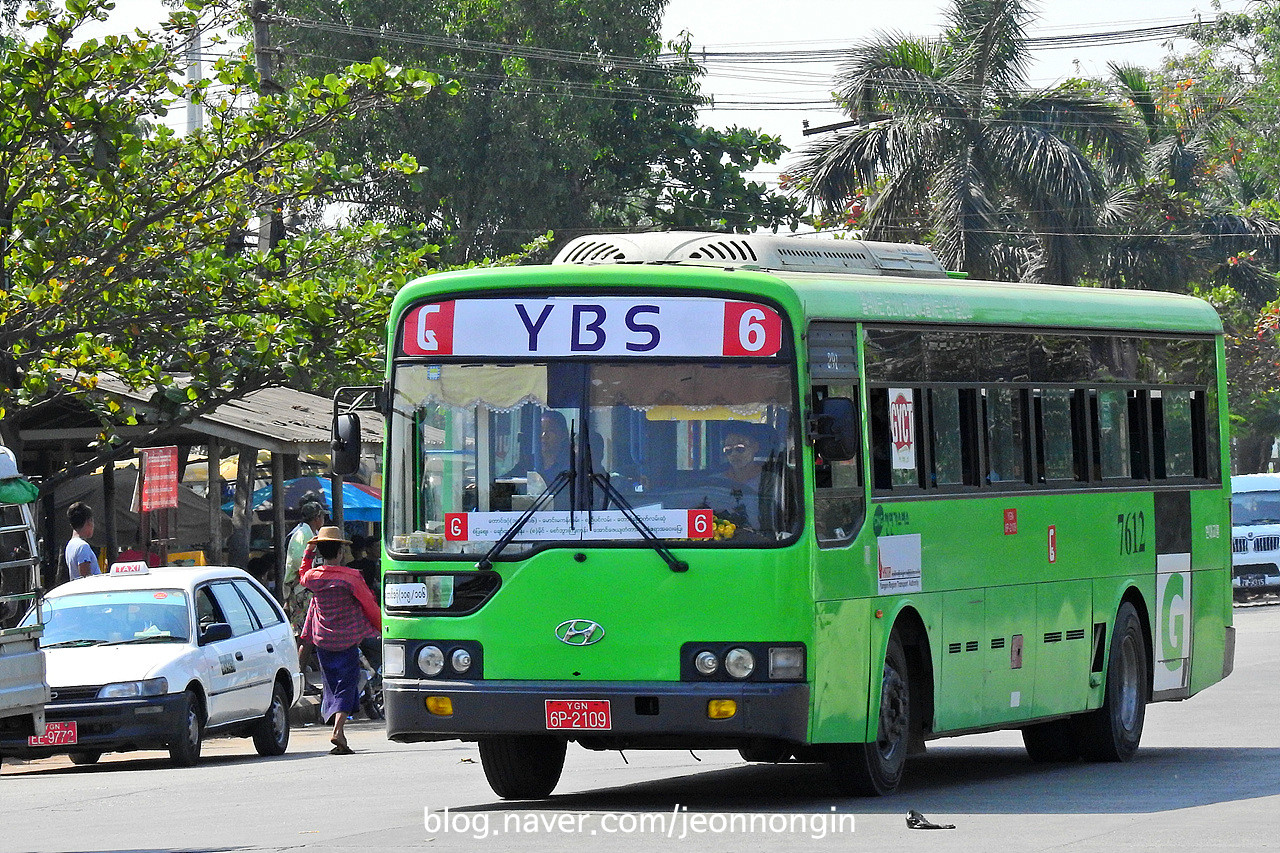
<box><xmin>0</xmin><ymin>563</ymin><xmax>302</xmax><ymax>767</ymax></box>
<box><xmin>1232</xmin><ymin>473</ymin><xmax>1280</xmax><ymax>600</ymax></box>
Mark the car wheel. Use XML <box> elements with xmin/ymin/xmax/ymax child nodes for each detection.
<box><xmin>478</xmin><ymin>736</ymin><xmax>567</xmax><ymax>799</ymax></box>
<box><xmin>69</xmin><ymin>751</ymin><xmax>102</xmax><ymax>766</ymax></box>
<box><xmin>252</xmin><ymin>681</ymin><xmax>291</xmax><ymax>757</ymax></box>
<box><xmin>1078</xmin><ymin>602</ymin><xmax>1148</xmax><ymax>762</ymax></box>
<box><xmin>168</xmin><ymin>689</ymin><xmax>204</xmax><ymax>767</ymax></box>
<box><xmin>828</xmin><ymin>632</ymin><xmax>912</xmax><ymax>796</ymax></box>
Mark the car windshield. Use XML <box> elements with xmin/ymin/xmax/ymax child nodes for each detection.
<box><xmin>26</xmin><ymin>589</ymin><xmax>190</xmax><ymax>646</ymax></box>
<box><xmin>387</xmin><ymin>360</ymin><xmax>799</xmax><ymax>558</ymax></box>
<box><xmin>1233</xmin><ymin>491</ymin><xmax>1280</xmax><ymax>526</ymax></box>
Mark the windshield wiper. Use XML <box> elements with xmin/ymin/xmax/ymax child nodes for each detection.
<box><xmin>475</xmin><ymin>469</ymin><xmax>572</xmax><ymax>571</ymax></box>
<box><xmin>582</xmin><ymin>435</ymin><xmax>688</xmax><ymax>573</ymax></box>
<box><xmin>41</xmin><ymin>639</ymin><xmax>106</xmax><ymax>649</ymax></box>
<box><xmin>101</xmin><ymin>635</ymin><xmax>186</xmax><ymax>646</ymax></box>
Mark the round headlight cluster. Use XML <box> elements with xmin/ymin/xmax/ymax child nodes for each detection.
<box><xmin>417</xmin><ymin>645</ymin><xmax>445</xmax><ymax>677</ymax></box>
<box><xmin>724</xmin><ymin>647</ymin><xmax>756</xmax><ymax>679</ymax></box>
<box><xmin>694</xmin><ymin>650</ymin><xmax>719</xmax><ymax>675</ymax></box>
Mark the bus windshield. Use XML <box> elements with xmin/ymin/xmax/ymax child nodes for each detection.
<box><xmin>387</xmin><ymin>360</ymin><xmax>799</xmax><ymax>557</ymax></box>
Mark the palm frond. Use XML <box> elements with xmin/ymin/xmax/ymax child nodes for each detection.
<box><xmin>1004</xmin><ymin>89</ymin><xmax>1145</xmax><ymax>178</ymax></box>
<box><xmin>835</xmin><ymin>38</ymin><xmax>968</xmax><ymax>125</ymax></box>
<box><xmin>986</xmin><ymin>123</ymin><xmax>1105</xmax><ymax>218</ymax></box>
<box><xmin>790</xmin><ymin>119</ymin><xmax>939</xmax><ymax>207</ymax></box>
<box><xmin>943</xmin><ymin>0</ymin><xmax>1032</xmax><ymax>99</ymax></box>
<box><xmin>1108</xmin><ymin>62</ymin><xmax>1160</xmax><ymax>143</ymax></box>
<box><xmin>930</xmin><ymin>148</ymin><xmax>1008</xmax><ymax>278</ymax></box>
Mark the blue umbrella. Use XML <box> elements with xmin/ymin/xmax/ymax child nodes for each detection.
<box><xmin>222</xmin><ymin>476</ymin><xmax>382</xmax><ymax>523</ymax></box>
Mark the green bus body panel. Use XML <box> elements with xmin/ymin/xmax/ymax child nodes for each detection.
<box><xmin>384</xmin><ymin>260</ymin><xmax>1232</xmax><ymax>749</ymax></box>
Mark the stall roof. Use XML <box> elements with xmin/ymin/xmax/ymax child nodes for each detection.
<box><xmin>18</xmin><ymin>377</ymin><xmax>383</xmax><ymax>456</ymax></box>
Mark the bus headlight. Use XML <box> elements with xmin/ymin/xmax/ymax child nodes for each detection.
<box><xmin>768</xmin><ymin>646</ymin><xmax>805</xmax><ymax>680</ymax></box>
<box><xmin>451</xmin><ymin>648</ymin><xmax>473</xmax><ymax>674</ymax></box>
<box><xmin>694</xmin><ymin>650</ymin><xmax>719</xmax><ymax>675</ymax></box>
<box><xmin>418</xmin><ymin>645</ymin><xmax>445</xmax><ymax>677</ymax></box>
<box><xmin>724</xmin><ymin>648</ymin><xmax>755</xmax><ymax>679</ymax></box>
<box><xmin>384</xmin><ymin>643</ymin><xmax>406</xmax><ymax>678</ymax></box>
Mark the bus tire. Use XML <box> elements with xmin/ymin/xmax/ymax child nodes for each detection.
<box><xmin>478</xmin><ymin>736</ymin><xmax>567</xmax><ymax>799</ymax></box>
<box><xmin>828</xmin><ymin>632</ymin><xmax>911</xmax><ymax>796</ymax></box>
<box><xmin>1021</xmin><ymin>719</ymin><xmax>1080</xmax><ymax>762</ymax></box>
<box><xmin>1078</xmin><ymin>602</ymin><xmax>1147</xmax><ymax>762</ymax></box>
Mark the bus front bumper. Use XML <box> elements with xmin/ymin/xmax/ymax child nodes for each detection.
<box><xmin>385</xmin><ymin>679</ymin><xmax>811</xmax><ymax>747</ymax></box>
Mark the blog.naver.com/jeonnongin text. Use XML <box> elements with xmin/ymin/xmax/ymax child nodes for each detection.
<box><xmin>424</xmin><ymin>805</ymin><xmax>856</xmax><ymax>840</ymax></box>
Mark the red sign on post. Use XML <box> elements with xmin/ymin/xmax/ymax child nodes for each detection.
<box><xmin>139</xmin><ymin>447</ymin><xmax>179</xmax><ymax>511</ymax></box>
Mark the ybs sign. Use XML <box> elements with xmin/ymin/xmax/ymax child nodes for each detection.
<box><xmin>399</xmin><ymin>297</ymin><xmax>784</xmax><ymax>359</ymax></box>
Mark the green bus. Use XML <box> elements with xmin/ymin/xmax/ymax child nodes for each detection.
<box><xmin>350</xmin><ymin>231</ymin><xmax>1234</xmax><ymax>798</ymax></box>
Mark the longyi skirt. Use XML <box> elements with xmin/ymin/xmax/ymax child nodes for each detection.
<box><xmin>316</xmin><ymin>646</ymin><xmax>361</xmax><ymax>723</ymax></box>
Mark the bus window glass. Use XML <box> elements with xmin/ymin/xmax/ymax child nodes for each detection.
<box><xmin>1161</xmin><ymin>390</ymin><xmax>1195</xmax><ymax>477</ymax></box>
<box><xmin>986</xmin><ymin>388</ymin><xmax>1026</xmax><ymax>484</ymax></box>
<box><xmin>1040</xmin><ymin>390</ymin><xmax>1076</xmax><ymax>480</ymax></box>
<box><xmin>388</xmin><ymin>361</ymin><xmax>798</xmax><ymax>556</ymax></box>
<box><xmin>1096</xmin><ymin>389</ymin><xmax>1132</xmax><ymax>479</ymax></box>
<box><xmin>929</xmin><ymin>389</ymin><xmax>965</xmax><ymax>486</ymax></box>
<box><xmin>813</xmin><ymin>383</ymin><xmax>863</xmax><ymax>545</ymax></box>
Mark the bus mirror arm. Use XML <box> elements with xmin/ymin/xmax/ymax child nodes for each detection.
<box><xmin>475</xmin><ymin>470</ymin><xmax>572</xmax><ymax>571</ymax></box>
<box><xmin>810</xmin><ymin>397</ymin><xmax>858</xmax><ymax>462</ymax></box>
<box><xmin>590</xmin><ymin>472</ymin><xmax>689</xmax><ymax>573</ymax></box>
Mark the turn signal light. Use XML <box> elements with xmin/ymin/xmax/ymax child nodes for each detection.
<box><xmin>707</xmin><ymin>699</ymin><xmax>737</xmax><ymax>719</ymax></box>
<box><xmin>425</xmin><ymin>696</ymin><xmax>454</xmax><ymax>716</ymax></box>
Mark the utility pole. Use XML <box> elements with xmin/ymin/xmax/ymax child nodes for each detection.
<box><xmin>185</xmin><ymin>30</ymin><xmax>203</xmax><ymax>134</ymax></box>
<box><xmin>248</xmin><ymin>0</ymin><xmax>285</xmax><ymax>275</ymax></box>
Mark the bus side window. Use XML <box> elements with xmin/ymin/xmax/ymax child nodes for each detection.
<box><xmin>869</xmin><ymin>387</ymin><xmax>924</xmax><ymax>491</ymax></box>
<box><xmin>1035</xmin><ymin>389</ymin><xmax>1084</xmax><ymax>482</ymax></box>
<box><xmin>813</xmin><ymin>386</ymin><xmax>864</xmax><ymax>545</ymax></box>
<box><xmin>927</xmin><ymin>387</ymin><xmax>982</xmax><ymax>488</ymax></box>
<box><xmin>983</xmin><ymin>388</ymin><xmax>1031</xmax><ymax>485</ymax></box>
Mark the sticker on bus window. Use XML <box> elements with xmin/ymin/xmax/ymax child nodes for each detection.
<box><xmin>876</xmin><ymin>534</ymin><xmax>922</xmax><ymax>595</ymax></box>
<box><xmin>399</xmin><ymin>297</ymin><xmax>784</xmax><ymax>358</ymax></box>
<box><xmin>440</xmin><ymin>510</ymin><xmax>705</xmax><ymax>541</ymax></box>
<box><xmin>888</xmin><ymin>388</ymin><xmax>917</xmax><ymax>470</ymax></box>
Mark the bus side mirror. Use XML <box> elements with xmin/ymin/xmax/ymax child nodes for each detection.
<box><xmin>332</xmin><ymin>413</ymin><xmax>361</xmax><ymax>476</ymax></box>
<box><xmin>811</xmin><ymin>397</ymin><xmax>858</xmax><ymax>462</ymax></box>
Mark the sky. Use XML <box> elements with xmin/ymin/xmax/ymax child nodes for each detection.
<box><xmin>85</xmin><ymin>0</ymin><xmax>1252</xmax><ymax>188</ymax></box>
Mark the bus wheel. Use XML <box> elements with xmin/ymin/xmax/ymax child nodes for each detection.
<box><xmin>1021</xmin><ymin>719</ymin><xmax>1080</xmax><ymax>762</ymax></box>
<box><xmin>478</xmin><ymin>736</ymin><xmax>567</xmax><ymax>799</ymax></box>
<box><xmin>828</xmin><ymin>633</ymin><xmax>911</xmax><ymax>796</ymax></box>
<box><xmin>1078</xmin><ymin>602</ymin><xmax>1148</xmax><ymax>762</ymax></box>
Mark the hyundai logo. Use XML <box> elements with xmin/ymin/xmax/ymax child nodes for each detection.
<box><xmin>555</xmin><ymin>619</ymin><xmax>605</xmax><ymax>646</ymax></box>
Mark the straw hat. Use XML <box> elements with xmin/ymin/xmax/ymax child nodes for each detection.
<box><xmin>308</xmin><ymin>525</ymin><xmax>351</xmax><ymax>545</ymax></box>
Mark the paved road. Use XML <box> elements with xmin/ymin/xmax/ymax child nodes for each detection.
<box><xmin>3</xmin><ymin>602</ymin><xmax>1278</xmax><ymax>853</ymax></box>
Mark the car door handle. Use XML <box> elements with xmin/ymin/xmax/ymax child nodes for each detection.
<box><xmin>266</xmin><ymin>644</ymin><xmax>275</xmax><ymax>654</ymax></box>
<box><xmin>235</xmin><ymin>651</ymin><xmax>244</xmax><ymax>661</ymax></box>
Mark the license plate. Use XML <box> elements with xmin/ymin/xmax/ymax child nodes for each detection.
<box><xmin>545</xmin><ymin>700</ymin><xmax>611</xmax><ymax>730</ymax></box>
<box><xmin>1240</xmin><ymin>575</ymin><xmax>1266</xmax><ymax>588</ymax></box>
<box><xmin>28</xmin><ymin>721</ymin><xmax>77</xmax><ymax>747</ymax></box>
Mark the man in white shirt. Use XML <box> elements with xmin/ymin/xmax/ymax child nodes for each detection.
<box><xmin>64</xmin><ymin>501</ymin><xmax>100</xmax><ymax>580</ymax></box>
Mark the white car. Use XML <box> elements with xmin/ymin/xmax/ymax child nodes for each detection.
<box><xmin>1231</xmin><ymin>473</ymin><xmax>1280</xmax><ymax>600</ymax></box>
<box><xmin>0</xmin><ymin>564</ymin><xmax>302</xmax><ymax>767</ymax></box>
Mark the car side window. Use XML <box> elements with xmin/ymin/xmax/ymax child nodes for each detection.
<box><xmin>196</xmin><ymin>587</ymin><xmax>224</xmax><ymax>629</ymax></box>
<box><xmin>208</xmin><ymin>582</ymin><xmax>257</xmax><ymax>636</ymax></box>
<box><xmin>234</xmin><ymin>579</ymin><xmax>284</xmax><ymax>628</ymax></box>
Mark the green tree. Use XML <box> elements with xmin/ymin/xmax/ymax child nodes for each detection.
<box><xmin>788</xmin><ymin>0</ymin><xmax>1142</xmax><ymax>283</ymax></box>
<box><xmin>0</xmin><ymin>0</ymin><xmax>450</xmax><ymax>483</ymax></box>
<box><xmin>268</xmin><ymin>0</ymin><xmax>802</xmax><ymax>263</ymax></box>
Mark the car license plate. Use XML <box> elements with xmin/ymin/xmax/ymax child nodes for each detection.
<box><xmin>545</xmin><ymin>700</ymin><xmax>611</xmax><ymax>730</ymax></box>
<box><xmin>1240</xmin><ymin>575</ymin><xmax>1266</xmax><ymax>588</ymax></box>
<box><xmin>28</xmin><ymin>721</ymin><xmax>77</xmax><ymax>747</ymax></box>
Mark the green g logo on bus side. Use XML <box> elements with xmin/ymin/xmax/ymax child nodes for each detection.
<box><xmin>1161</xmin><ymin>571</ymin><xmax>1187</xmax><ymax>667</ymax></box>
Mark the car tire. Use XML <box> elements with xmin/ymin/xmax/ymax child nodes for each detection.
<box><xmin>828</xmin><ymin>632</ymin><xmax>912</xmax><ymax>796</ymax></box>
<box><xmin>252</xmin><ymin>681</ymin><xmax>291</xmax><ymax>757</ymax></box>
<box><xmin>69</xmin><ymin>751</ymin><xmax>102</xmax><ymax>766</ymax></box>
<box><xmin>478</xmin><ymin>736</ymin><xmax>567</xmax><ymax>799</ymax></box>
<box><xmin>168</xmin><ymin>689</ymin><xmax>204</xmax><ymax>767</ymax></box>
<box><xmin>1078</xmin><ymin>602</ymin><xmax>1148</xmax><ymax>762</ymax></box>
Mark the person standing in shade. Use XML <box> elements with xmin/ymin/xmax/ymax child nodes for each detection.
<box><xmin>64</xmin><ymin>502</ymin><xmax>100</xmax><ymax>581</ymax></box>
<box><xmin>299</xmin><ymin>526</ymin><xmax>381</xmax><ymax>754</ymax></box>
<box><xmin>282</xmin><ymin>495</ymin><xmax>325</xmax><ymax>630</ymax></box>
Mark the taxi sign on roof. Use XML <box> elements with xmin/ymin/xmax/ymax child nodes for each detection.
<box><xmin>110</xmin><ymin>561</ymin><xmax>150</xmax><ymax>575</ymax></box>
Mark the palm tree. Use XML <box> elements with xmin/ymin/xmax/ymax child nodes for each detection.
<box><xmin>1095</xmin><ymin>63</ymin><xmax>1280</xmax><ymax>301</ymax></box>
<box><xmin>789</xmin><ymin>0</ymin><xmax>1143</xmax><ymax>283</ymax></box>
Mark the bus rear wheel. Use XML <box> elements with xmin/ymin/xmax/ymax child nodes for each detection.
<box><xmin>478</xmin><ymin>736</ymin><xmax>567</xmax><ymax>799</ymax></box>
<box><xmin>828</xmin><ymin>633</ymin><xmax>911</xmax><ymax>796</ymax></box>
<box><xmin>1078</xmin><ymin>602</ymin><xmax>1148</xmax><ymax>762</ymax></box>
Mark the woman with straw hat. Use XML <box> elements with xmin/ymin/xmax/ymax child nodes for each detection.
<box><xmin>299</xmin><ymin>526</ymin><xmax>381</xmax><ymax>754</ymax></box>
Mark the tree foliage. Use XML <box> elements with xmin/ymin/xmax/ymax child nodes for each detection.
<box><xmin>0</xmin><ymin>0</ymin><xmax>451</xmax><ymax>481</ymax></box>
<box><xmin>788</xmin><ymin>0</ymin><xmax>1142</xmax><ymax>283</ymax></box>
<box><xmin>268</xmin><ymin>0</ymin><xmax>802</xmax><ymax>262</ymax></box>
